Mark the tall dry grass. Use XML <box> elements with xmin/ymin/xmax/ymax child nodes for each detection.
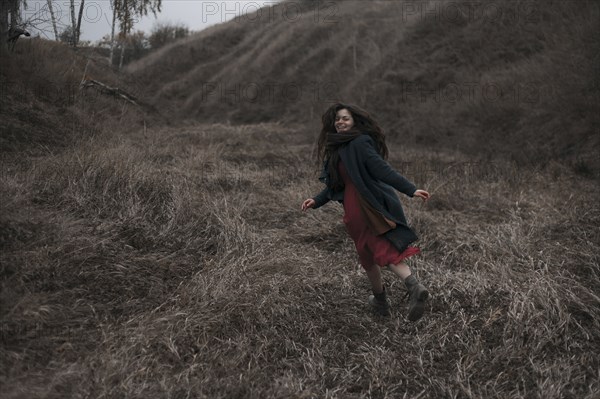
<box><xmin>1</xmin><ymin>121</ymin><xmax>598</xmax><ymax>398</ymax></box>
<box><xmin>126</xmin><ymin>0</ymin><xmax>600</xmax><ymax>170</ymax></box>
<box><xmin>0</xmin><ymin>38</ymin><xmax>153</xmax><ymax>154</ymax></box>
<box><xmin>1</xmin><ymin>1</ymin><xmax>598</xmax><ymax>397</ymax></box>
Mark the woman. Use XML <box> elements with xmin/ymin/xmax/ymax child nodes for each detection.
<box><xmin>301</xmin><ymin>103</ymin><xmax>431</xmax><ymax>321</ymax></box>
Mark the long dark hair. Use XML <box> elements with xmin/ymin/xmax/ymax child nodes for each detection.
<box><xmin>317</xmin><ymin>103</ymin><xmax>388</xmax><ymax>191</ymax></box>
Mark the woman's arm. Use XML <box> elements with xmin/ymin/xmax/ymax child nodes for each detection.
<box><xmin>301</xmin><ymin>187</ymin><xmax>331</xmax><ymax>211</ymax></box>
<box><xmin>361</xmin><ymin>137</ymin><xmax>417</xmax><ymax>197</ymax></box>
<box><xmin>309</xmin><ymin>160</ymin><xmax>332</xmax><ymax>209</ymax></box>
<box><xmin>312</xmin><ymin>186</ymin><xmax>331</xmax><ymax>209</ymax></box>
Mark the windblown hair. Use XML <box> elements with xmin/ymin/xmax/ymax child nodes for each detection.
<box><xmin>317</xmin><ymin>103</ymin><xmax>388</xmax><ymax>162</ymax></box>
<box><xmin>317</xmin><ymin>103</ymin><xmax>389</xmax><ymax>191</ymax></box>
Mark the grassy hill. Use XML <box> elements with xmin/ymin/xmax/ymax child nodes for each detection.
<box><xmin>127</xmin><ymin>0</ymin><xmax>599</xmax><ymax>168</ymax></box>
<box><xmin>0</xmin><ymin>38</ymin><xmax>156</xmax><ymax>154</ymax></box>
<box><xmin>1</xmin><ymin>1</ymin><xmax>599</xmax><ymax>398</ymax></box>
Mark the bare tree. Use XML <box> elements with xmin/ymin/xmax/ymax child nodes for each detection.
<box><xmin>0</xmin><ymin>1</ymin><xmax>9</xmax><ymax>49</ymax></box>
<box><xmin>69</xmin><ymin>0</ymin><xmax>76</xmax><ymax>43</ymax></box>
<box><xmin>1</xmin><ymin>0</ymin><xmax>22</xmax><ymax>52</ymax></box>
<box><xmin>68</xmin><ymin>0</ymin><xmax>86</xmax><ymax>46</ymax></box>
<box><xmin>46</xmin><ymin>0</ymin><xmax>59</xmax><ymax>41</ymax></box>
<box><xmin>109</xmin><ymin>0</ymin><xmax>162</xmax><ymax>68</ymax></box>
<box><xmin>109</xmin><ymin>0</ymin><xmax>119</xmax><ymax>66</ymax></box>
<box><xmin>76</xmin><ymin>0</ymin><xmax>84</xmax><ymax>44</ymax></box>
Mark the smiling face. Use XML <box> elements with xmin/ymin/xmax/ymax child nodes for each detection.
<box><xmin>334</xmin><ymin>108</ymin><xmax>355</xmax><ymax>133</ymax></box>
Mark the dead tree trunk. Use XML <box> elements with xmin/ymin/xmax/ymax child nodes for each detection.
<box><xmin>46</xmin><ymin>0</ymin><xmax>59</xmax><ymax>41</ymax></box>
<box><xmin>2</xmin><ymin>0</ymin><xmax>21</xmax><ymax>53</ymax></box>
<box><xmin>69</xmin><ymin>0</ymin><xmax>76</xmax><ymax>46</ymax></box>
<box><xmin>76</xmin><ymin>0</ymin><xmax>85</xmax><ymax>45</ymax></box>
<box><xmin>0</xmin><ymin>1</ymin><xmax>9</xmax><ymax>51</ymax></box>
<box><xmin>119</xmin><ymin>38</ymin><xmax>126</xmax><ymax>69</ymax></box>
<box><xmin>109</xmin><ymin>0</ymin><xmax>117</xmax><ymax>66</ymax></box>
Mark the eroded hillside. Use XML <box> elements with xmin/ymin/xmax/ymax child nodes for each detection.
<box><xmin>127</xmin><ymin>0</ymin><xmax>600</xmax><ymax>167</ymax></box>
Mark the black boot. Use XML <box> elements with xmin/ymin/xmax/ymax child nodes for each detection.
<box><xmin>404</xmin><ymin>275</ymin><xmax>429</xmax><ymax>321</ymax></box>
<box><xmin>368</xmin><ymin>286</ymin><xmax>391</xmax><ymax>316</ymax></box>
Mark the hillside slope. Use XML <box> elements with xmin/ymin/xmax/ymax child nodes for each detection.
<box><xmin>0</xmin><ymin>39</ymin><xmax>154</xmax><ymax>154</ymax></box>
<box><xmin>127</xmin><ymin>0</ymin><xmax>600</xmax><ymax>167</ymax></box>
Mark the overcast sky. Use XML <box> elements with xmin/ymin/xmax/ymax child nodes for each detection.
<box><xmin>22</xmin><ymin>1</ymin><xmax>282</xmax><ymax>42</ymax></box>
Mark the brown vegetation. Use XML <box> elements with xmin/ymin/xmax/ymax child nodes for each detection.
<box><xmin>127</xmin><ymin>0</ymin><xmax>600</xmax><ymax>168</ymax></box>
<box><xmin>1</xmin><ymin>119</ymin><xmax>599</xmax><ymax>398</ymax></box>
<box><xmin>0</xmin><ymin>38</ymin><xmax>151</xmax><ymax>153</ymax></box>
<box><xmin>1</xmin><ymin>0</ymin><xmax>599</xmax><ymax>398</ymax></box>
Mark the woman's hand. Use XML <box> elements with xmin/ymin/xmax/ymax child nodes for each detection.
<box><xmin>413</xmin><ymin>189</ymin><xmax>430</xmax><ymax>202</ymax></box>
<box><xmin>301</xmin><ymin>198</ymin><xmax>316</xmax><ymax>211</ymax></box>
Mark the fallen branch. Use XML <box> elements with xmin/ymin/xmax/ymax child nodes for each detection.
<box><xmin>77</xmin><ymin>59</ymin><xmax>166</xmax><ymax>121</ymax></box>
<box><xmin>79</xmin><ymin>77</ymin><xmax>140</xmax><ymax>107</ymax></box>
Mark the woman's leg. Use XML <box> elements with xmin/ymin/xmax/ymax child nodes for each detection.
<box><xmin>387</xmin><ymin>261</ymin><xmax>428</xmax><ymax>321</ymax></box>
<box><xmin>363</xmin><ymin>263</ymin><xmax>384</xmax><ymax>293</ymax></box>
<box><xmin>358</xmin><ymin>245</ymin><xmax>389</xmax><ymax>315</ymax></box>
<box><xmin>364</xmin><ymin>264</ymin><xmax>390</xmax><ymax>316</ymax></box>
<box><xmin>387</xmin><ymin>262</ymin><xmax>412</xmax><ymax>280</ymax></box>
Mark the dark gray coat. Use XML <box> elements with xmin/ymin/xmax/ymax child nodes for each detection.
<box><xmin>312</xmin><ymin>134</ymin><xmax>419</xmax><ymax>252</ymax></box>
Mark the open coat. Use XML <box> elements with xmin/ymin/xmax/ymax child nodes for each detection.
<box><xmin>312</xmin><ymin>134</ymin><xmax>419</xmax><ymax>252</ymax></box>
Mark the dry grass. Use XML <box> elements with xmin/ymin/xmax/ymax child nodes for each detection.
<box><xmin>0</xmin><ymin>38</ymin><xmax>153</xmax><ymax>154</ymax></box>
<box><xmin>1</xmin><ymin>1</ymin><xmax>599</xmax><ymax>397</ymax></box>
<box><xmin>1</xmin><ymin>121</ymin><xmax>599</xmax><ymax>398</ymax></box>
<box><xmin>126</xmin><ymin>0</ymin><xmax>600</xmax><ymax>168</ymax></box>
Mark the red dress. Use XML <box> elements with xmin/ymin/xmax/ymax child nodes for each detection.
<box><xmin>338</xmin><ymin>161</ymin><xmax>420</xmax><ymax>269</ymax></box>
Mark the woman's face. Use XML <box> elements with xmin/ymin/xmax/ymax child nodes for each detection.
<box><xmin>335</xmin><ymin>108</ymin><xmax>355</xmax><ymax>133</ymax></box>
